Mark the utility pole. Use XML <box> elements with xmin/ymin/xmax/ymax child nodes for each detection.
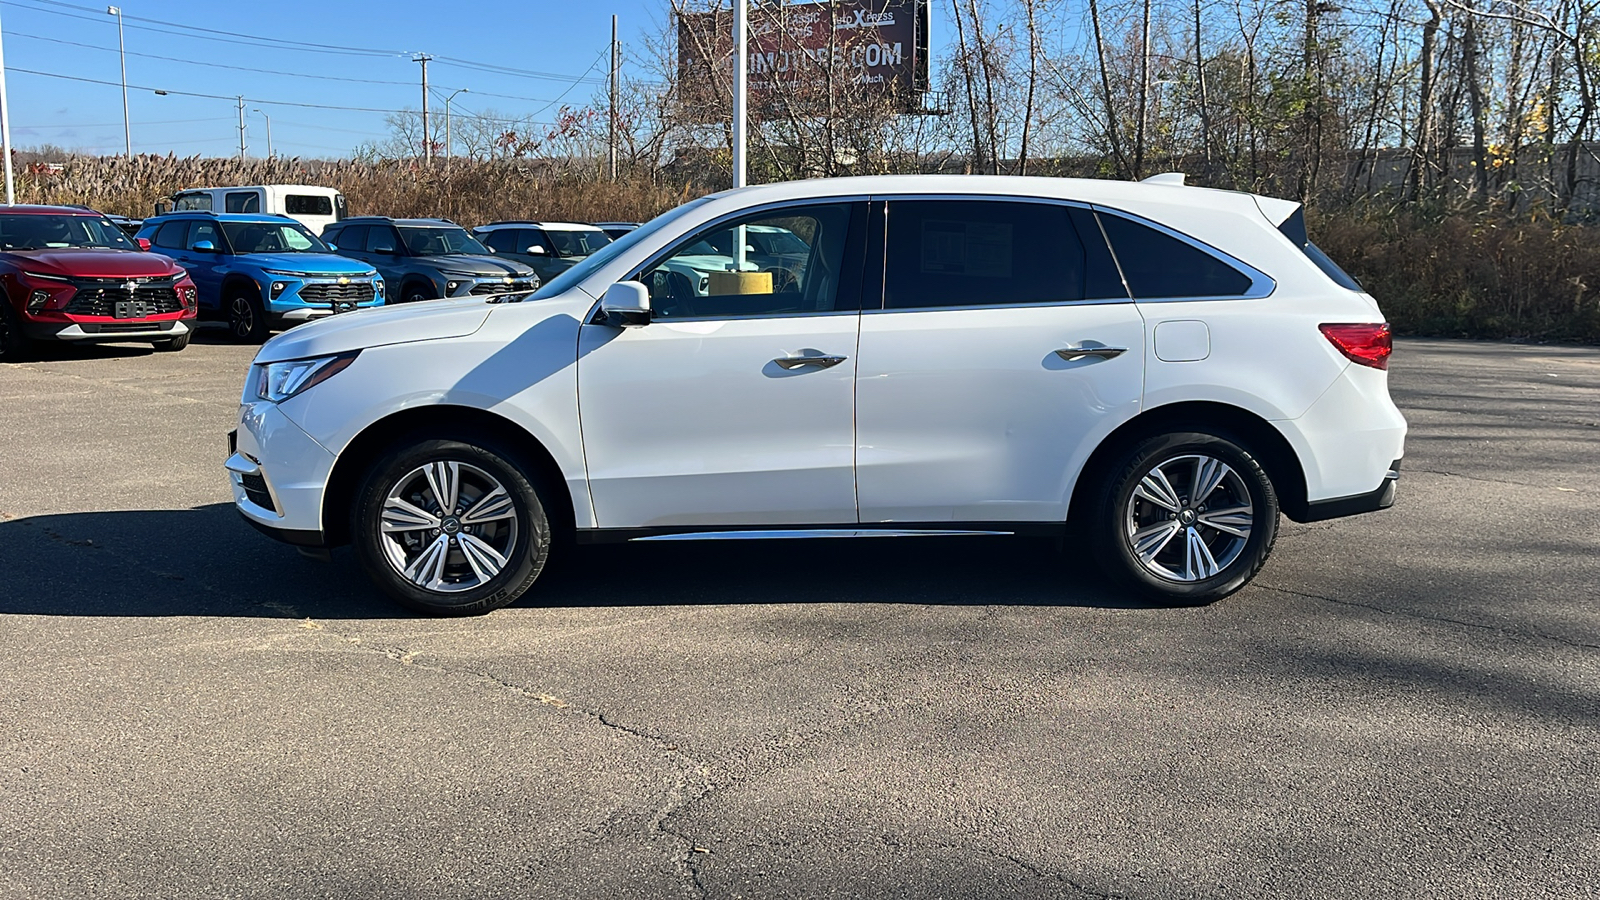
<box><xmin>236</xmin><ymin>95</ymin><xmax>246</xmax><ymax>159</ymax></box>
<box><xmin>608</xmin><ymin>14</ymin><xmax>618</xmax><ymax>181</ymax></box>
<box><xmin>107</xmin><ymin>6</ymin><xmax>130</xmax><ymax>157</ymax></box>
<box><xmin>0</xmin><ymin>8</ymin><xmax>15</xmax><ymax>204</ymax></box>
<box><xmin>414</xmin><ymin>53</ymin><xmax>433</xmax><ymax>164</ymax></box>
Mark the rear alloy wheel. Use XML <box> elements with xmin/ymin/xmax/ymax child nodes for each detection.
<box><xmin>227</xmin><ymin>292</ymin><xmax>269</xmax><ymax>344</ymax></box>
<box><xmin>352</xmin><ymin>437</ymin><xmax>551</xmax><ymax>615</ymax></box>
<box><xmin>1090</xmin><ymin>430</ymin><xmax>1278</xmax><ymax>605</ymax></box>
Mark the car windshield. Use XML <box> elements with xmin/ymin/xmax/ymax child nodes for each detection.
<box><xmin>527</xmin><ymin>195</ymin><xmax>719</xmax><ymax>301</ymax></box>
<box><xmin>0</xmin><ymin>214</ymin><xmax>138</xmax><ymax>251</ymax></box>
<box><xmin>401</xmin><ymin>226</ymin><xmax>488</xmax><ymax>256</ymax></box>
<box><xmin>221</xmin><ymin>221</ymin><xmax>326</xmax><ymax>253</ymax></box>
<box><xmin>547</xmin><ymin>229</ymin><xmax>612</xmax><ymax>258</ymax></box>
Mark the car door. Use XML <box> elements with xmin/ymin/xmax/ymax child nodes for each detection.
<box><xmin>854</xmin><ymin>197</ymin><xmax>1146</xmax><ymax>524</ymax></box>
<box><xmin>576</xmin><ymin>201</ymin><xmax>868</xmax><ymax>529</ymax></box>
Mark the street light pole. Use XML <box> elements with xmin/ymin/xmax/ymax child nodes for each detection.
<box><xmin>444</xmin><ymin>87</ymin><xmax>468</xmax><ymax>167</ymax></box>
<box><xmin>0</xmin><ymin>8</ymin><xmax>15</xmax><ymax>204</ymax></box>
<box><xmin>252</xmin><ymin>108</ymin><xmax>272</xmax><ymax>159</ymax></box>
<box><xmin>732</xmin><ymin>0</ymin><xmax>747</xmax><ymax>190</ymax></box>
<box><xmin>107</xmin><ymin>6</ymin><xmax>130</xmax><ymax>157</ymax></box>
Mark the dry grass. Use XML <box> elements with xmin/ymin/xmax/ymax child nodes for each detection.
<box><xmin>1315</xmin><ymin>207</ymin><xmax>1600</xmax><ymax>343</ymax></box>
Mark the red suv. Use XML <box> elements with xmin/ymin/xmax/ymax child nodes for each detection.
<box><xmin>0</xmin><ymin>205</ymin><xmax>198</xmax><ymax>361</ymax></box>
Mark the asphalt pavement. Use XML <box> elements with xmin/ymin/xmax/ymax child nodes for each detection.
<box><xmin>1</xmin><ymin>331</ymin><xmax>1595</xmax><ymax>899</ymax></box>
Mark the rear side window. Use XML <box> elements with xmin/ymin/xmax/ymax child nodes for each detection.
<box><xmin>285</xmin><ymin>194</ymin><xmax>333</xmax><ymax>216</ymax></box>
<box><xmin>331</xmin><ymin>225</ymin><xmax>367</xmax><ymax>252</ymax></box>
<box><xmin>225</xmin><ymin>191</ymin><xmax>260</xmax><ymax>214</ymax></box>
<box><xmin>883</xmin><ymin>200</ymin><xmax>1122</xmax><ymax>309</ymax></box>
<box><xmin>152</xmin><ymin>220</ymin><xmax>188</xmax><ymax>249</ymax></box>
<box><xmin>1097</xmin><ymin>211</ymin><xmax>1253</xmax><ymax>299</ymax></box>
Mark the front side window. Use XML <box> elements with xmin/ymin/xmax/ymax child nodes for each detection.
<box><xmin>637</xmin><ymin>202</ymin><xmax>860</xmax><ymax>319</ymax></box>
<box><xmin>400</xmin><ymin>226</ymin><xmax>488</xmax><ymax>256</ymax></box>
<box><xmin>883</xmin><ymin>199</ymin><xmax>1118</xmax><ymax>309</ymax></box>
<box><xmin>1097</xmin><ymin>211</ymin><xmax>1253</xmax><ymax>299</ymax></box>
<box><xmin>366</xmin><ymin>226</ymin><xmax>400</xmax><ymax>254</ymax></box>
<box><xmin>481</xmin><ymin>229</ymin><xmax>530</xmax><ymax>254</ymax></box>
<box><xmin>188</xmin><ymin>221</ymin><xmax>224</xmax><ymax>251</ymax></box>
<box><xmin>0</xmin><ymin>214</ymin><xmax>137</xmax><ymax>251</ymax></box>
<box><xmin>221</xmin><ymin>221</ymin><xmax>325</xmax><ymax>253</ymax></box>
<box><xmin>224</xmin><ymin>191</ymin><xmax>261</xmax><ymax>214</ymax></box>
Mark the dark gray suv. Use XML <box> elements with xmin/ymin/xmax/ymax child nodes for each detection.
<box><xmin>323</xmin><ymin>217</ymin><xmax>537</xmax><ymax>303</ymax></box>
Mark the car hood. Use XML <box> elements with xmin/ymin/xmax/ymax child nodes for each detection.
<box><xmin>243</xmin><ymin>253</ymin><xmax>377</xmax><ymax>276</ymax></box>
<box><xmin>255</xmin><ymin>295</ymin><xmax>494</xmax><ymax>363</ymax></box>
<box><xmin>3</xmin><ymin>248</ymin><xmax>183</xmax><ymax>278</ymax></box>
<box><xmin>425</xmin><ymin>254</ymin><xmax>537</xmax><ymax>277</ymax></box>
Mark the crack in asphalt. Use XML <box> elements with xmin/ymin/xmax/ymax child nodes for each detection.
<box><xmin>956</xmin><ymin>845</ymin><xmax>1126</xmax><ymax>899</ymax></box>
<box><xmin>1263</xmin><ymin>585</ymin><xmax>1600</xmax><ymax>651</ymax></box>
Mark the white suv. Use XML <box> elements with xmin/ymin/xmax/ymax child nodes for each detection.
<box><xmin>227</xmin><ymin>175</ymin><xmax>1406</xmax><ymax>615</ymax></box>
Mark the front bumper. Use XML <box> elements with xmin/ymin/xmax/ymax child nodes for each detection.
<box><xmin>228</xmin><ymin>402</ymin><xmax>336</xmax><ymax>539</ymax></box>
<box><xmin>440</xmin><ymin>275</ymin><xmax>537</xmax><ymax>300</ymax></box>
<box><xmin>265</xmin><ymin>275</ymin><xmax>385</xmax><ymax>322</ymax></box>
<box><xmin>25</xmin><ymin>318</ymin><xmax>191</xmax><ymax>341</ymax></box>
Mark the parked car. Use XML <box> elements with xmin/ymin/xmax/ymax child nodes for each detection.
<box><xmin>323</xmin><ymin>217</ymin><xmax>537</xmax><ymax>305</ymax></box>
<box><xmin>155</xmin><ymin>185</ymin><xmax>345</xmax><ymax>234</ymax></box>
<box><xmin>0</xmin><ymin>204</ymin><xmax>197</xmax><ymax>361</ymax></box>
<box><xmin>591</xmin><ymin>221</ymin><xmax>638</xmax><ymax>240</ymax></box>
<box><xmin>471</xmin><ymin>221</ymin><xmax>613</xmax><ymax>283</ymax></box>
<box><xmin>229</xmin><ymin>174</ymin><xmax>1406</xmax><ymax>616</ymax></box>
<box><xmin>136</xmin><ymin>212</ymin><xmax>383</xmax><ymax>343</ymax></box>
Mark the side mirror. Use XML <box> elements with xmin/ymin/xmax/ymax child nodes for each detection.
<box><xmin>190</xmin><ymin>240</ymin><xmax>217</xmax><ymax>253</ymax></box>
<box><xmin>600</xmin><ymin>281</ymin><xmax>651</xmax><ymax>328</ymax></box>
<box><xmin>483</xmin><ymin>246</ymin><xmax>496</xmax><ymax>253</ymax></box>
<box><xmin>136</xmin><ymin>237</ymin><xmax>152</xmax><ymax>251</ymax></box>
<box><xmin>526</xmin><ymin>246</ymin><xmax>547</xmax><ymax>255</ymax></box>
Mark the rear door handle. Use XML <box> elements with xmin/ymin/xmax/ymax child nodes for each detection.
<box><xmin>1055</xmin><ymin>345</ymin><xmax>1128</xmax><ymax>362</ymax></box>
<box><xmin>774</xmin><ymin>354</ymin><xmax>848</xmax><ymax>370</ymax></box>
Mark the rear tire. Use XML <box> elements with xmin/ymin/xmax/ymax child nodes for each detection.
<box><xmin>0</xmin><ymin>303</ymin><xmax>32</xmax><ymax>363</ymax></box>
<box><xmin>227</xmin><ymin>291</ymin><xmax>269</xmax><ymax>344</ymax></box>
<box><xmin>351</xmin><ymin>434</ymin><xmax>551</xmax><ymax>616</ymax></box>
<box><xmin>152</xmin><ymin>331</ymin><xmax>192</xmax><ymax>352</ymax></box>
<box><xmin>1088</xmin><ymin>430</ymin><xmax>1279</xmax><ymax>606</ymax></box>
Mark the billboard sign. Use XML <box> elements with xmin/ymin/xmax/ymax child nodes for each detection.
<box><xmin>676</xmin><ymin>0</ymin><xmax>930</xmax><ymax>117</ymax></box>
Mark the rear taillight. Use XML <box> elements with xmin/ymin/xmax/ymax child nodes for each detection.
<box><xmin>1320</xmin><ymin>322</ymin><xmax>1392</xmax><ymax>370</ymax></box>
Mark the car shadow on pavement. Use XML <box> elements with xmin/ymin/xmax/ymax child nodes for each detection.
<box><xmin>0</xmin><ymin>504</ymin><xmax>1148</xmax><ymax>618</ymax></box>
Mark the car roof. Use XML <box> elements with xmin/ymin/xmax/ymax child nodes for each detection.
<box><xmin>694</xmin><ymin>173</ymin><xmax>1264</xmax><ymax>214</ymax></box>
<box><xmin>0</xmin><ymin>204</ymin><xmax>103</xmax><ymax>216</ymax></box>
<box><xmin>335</xmin><ymin>216</ymin><xmax>457</xmax><ymax>227</ymax></box>
<box><xmin>474</xmin><ymin>221</ymin><xmax>603</xmax><ymax>231</ymax></box>
<box><xmin>145</xmin><ymin>211</ymin><xmax>298</xmax><ymax>223</ymax></box>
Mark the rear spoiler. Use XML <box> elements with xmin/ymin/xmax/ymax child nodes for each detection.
<box><xmin>1253</xmin><ymin>195</ymin><xmax>1307</xmax><ymax>246</ymax></box>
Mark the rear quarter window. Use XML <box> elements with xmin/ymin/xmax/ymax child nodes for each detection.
<box><xmin>1097</xmin><ymin>211</ymin><xmax>1253</xmax><ymax>299</ymax></box>
<box><xmin>286</xmin><ymin>195</ymin><xmax>334</xmax><ymax>216</ymax></box>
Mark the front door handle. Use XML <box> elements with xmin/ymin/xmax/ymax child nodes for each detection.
<box><xmin>774</xmin><ymin>354</ymin><xmax>847</xmax><ymax>370</ymax></box>
<box><xmin>1055</xmin><ymin>345</ymin><xmax>1128</xmax><ymax>362</ymax></box>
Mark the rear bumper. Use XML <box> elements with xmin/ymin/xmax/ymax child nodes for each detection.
<box><xmin>1299</xmin><ymin>460</ymin><xmax>1400</xmax><ymax>522</ymax></box>
<box><xmin>24</xmin><ymin>318</ymin><xmax>191</xmax><ymax>341</ymax></box>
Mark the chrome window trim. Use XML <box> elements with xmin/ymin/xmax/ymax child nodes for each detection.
<box><xmin>1090</xmin><ymin>204</ymin><xmax>1276</xmax><ymax>302</ymax></box>
<box><xmin>870</xmin><ymin>194</ymin><xmax>1133</xmax><ymax>313</ymax></box>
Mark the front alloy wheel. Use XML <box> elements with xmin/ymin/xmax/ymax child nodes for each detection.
<box><xmin>1091</xmin><ymin>430</ymin><xmax>1278</xmax><ymax>605</ymax></box>
<box><xmin>353</xmin><ymin>436</ymin><xmax>550</xmax><ymax>615</ymax></box>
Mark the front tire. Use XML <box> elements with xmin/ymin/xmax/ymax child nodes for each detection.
<box><xmin>227</xmin><ymin>291</ymin><xmax>269</xmax><ymax>344</ymax></box>
<box><xmin>0</xmin><ymin>303</ymin><xmax>32</xmax><ymax>363</ymax></box>
<box><xmin>402</xmin><ymin>284</ymin><xmax>437</xmax><ymax>304</ymax></box>
<box><xmin>152</xmin><ymin>330</ymin><xmax>191</xmax><ymax>352</ymax></box>
<box><xmin>351</xmin><ymin>436</ymin><xmax>551</xmax><ymax>615</ymax></box>
<box><xmin>1089</xmin><ymin>430</ymin><xmax>1279</xmax><ymax>605</ymax></box>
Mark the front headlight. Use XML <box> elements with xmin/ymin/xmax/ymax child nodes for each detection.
<box><xmin>261</xmin><ymin>269</ymin><xmax>316</xmax><ymax>278</ymax></box>
<box><xmin>438</xmin><ymin>270</ymin><xmax>484</xmax><ymax>279</ymax></box>
<box><xmin>252</xmin><ymin>351</ymin><xmax>359</xmax><ymax>403</ymax></box>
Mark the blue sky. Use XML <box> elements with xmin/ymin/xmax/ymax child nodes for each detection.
<box><xmin>0</xmin><ymin>0</ymin><xmax>667</xmax><ymax>157</ymax></box>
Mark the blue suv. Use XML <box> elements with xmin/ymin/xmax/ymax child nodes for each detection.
<box><xmin>135</xmin><ymin>212</ymin><xmax>384</xmax><ymax>342</ymax></box>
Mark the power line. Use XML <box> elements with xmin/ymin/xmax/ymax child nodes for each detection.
<box><xmin>8</xmin><ymin>66</ymin><xmax>407</xmax><ymax>113</ymax></box>
<box><xmin>6</xmin><ymin>29</ymin><xmax>419</xmax><ymax>86</ymax></box>
<box><xmin>433</xmin><ymin>56</ymin><xmax>607</xmax><ymax>86</ymax></box>
<box><xmin>20</xmin><ymin>116</ymin><xmax>224</xmax><ymax>128</ymax></box>
<box><xmin>8</xmin><ymin>0</ymin><xmax>405</xmax><ymax>57</ymax></box>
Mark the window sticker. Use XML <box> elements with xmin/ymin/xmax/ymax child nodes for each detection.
<box><xmin>920</xmin><ymin>220</ymin><xmax>1012</xmax><ymax>278</ymax></box>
